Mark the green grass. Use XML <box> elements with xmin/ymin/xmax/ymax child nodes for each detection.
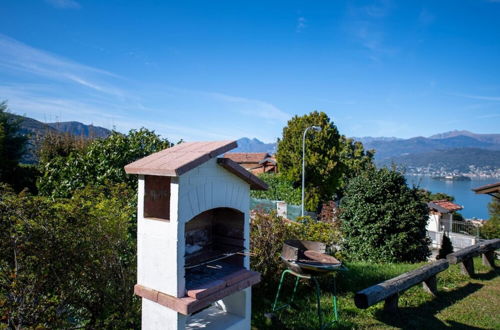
<box><xmin>251</xmin><ymin>258</ymin><xmax>500</xmax><ymax>329</ymax></box>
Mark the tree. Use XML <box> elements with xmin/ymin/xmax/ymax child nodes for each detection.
<box><xmin>481</xmin><ymin>197</ymin><xmax>500</xmax><ymax>239</ymax></box>
<box><xmin>250</xmin><ymin>173</ymin><xmax>301</xmax><ymax>205</ymax></box>
<box><xmin>340</xmin><ymin>168</ymin><xmax>430</xmax><ymax>263</ymax></box>
<box><xmin>0</xmin><ymin>101</ymin><xmax>28</xmax><ymax>187</ymax></box>
<box><xmin>417</xmin><ymin>189</ymin><xmax>455</xmax><ymax>202</ymax></box>
<box><xmin>276</xmin><ymin>111</ymin><xmax>373</xmax><ymax>211</ymax></box>
<box><xmin>437</xmin><ymin>233</ymin><xmax>453</xmax><ymax>259</ymax></box>
<box><xmin>37</xmin><ymin>128</ymin><xmax>171</xmax><ymax>197</ymax></box>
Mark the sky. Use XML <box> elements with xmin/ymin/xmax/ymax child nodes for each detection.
<box><xmin>0</xmin><ymin>0</ymin><xmax>499</xmax><ymax>143</ymax></box>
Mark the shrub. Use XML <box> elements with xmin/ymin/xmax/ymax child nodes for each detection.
<box><xmin>250</xmin><ymin>211</ymin><xmax>341</xmax><ymax>288</ymax></box>
<box><xmin>250</xmin><ymin>211</ymin><xmax>292</xmax><ymax>286</ymax></box>
<box><xmin>0</xmin><ymin>183</ymin><xmax>139</xmax><ymax>328</ymax></box>
<box><xmin>340</xmin><ymin>168</ymin><xmax>430</xmax><ymax>263</ymax></box>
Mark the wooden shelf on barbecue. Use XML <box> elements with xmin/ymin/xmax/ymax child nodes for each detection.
<box><xmin>134</xmin><ymin>269</ymin><xmax>260</xmax><ymax>315</ymax></box>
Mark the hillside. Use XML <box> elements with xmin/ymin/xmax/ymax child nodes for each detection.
<box><xmin>359</xmin><ymin>134</ymin><xmax>500</xmax><ymax>161</ymax></box>
<box><xmin>379</xmin><ymin>148</ymin><xmax>500</xmax><ymax>173</ymax></box>
<box><xmin>48</xmin><ymin>121</ymin><xmax>111</xmax><ymax>139</ymax></box>
<box><xmin>7</xmin><ymin>113</ymin><xmax>112</xmax><ymax>163</ymax></box>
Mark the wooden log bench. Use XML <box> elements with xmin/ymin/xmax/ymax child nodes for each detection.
<box><xmin>354</xmin><ymin>259</ymin><xmax>449</xmax><ymax>312</ymax></box>
<box><xmin>446</xmin><ymin>238</ymin><xmax>500</xmax><ymax>277</ymax></box>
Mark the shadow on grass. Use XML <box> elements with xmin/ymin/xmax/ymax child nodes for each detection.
<box><xmin>375</xmin><ymin>282</ymin><xmax>483</xmax><ymax>329</ymax></box>
<box><xmin>471</xmin><ymin>266</ymin><xmax>499</xmax><ymax>280</ymax></box>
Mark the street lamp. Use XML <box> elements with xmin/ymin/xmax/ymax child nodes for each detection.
<box><xmin>302</xmin><ymin>125</ymin><xmax>322</xmax><ymax>217</ymax></box>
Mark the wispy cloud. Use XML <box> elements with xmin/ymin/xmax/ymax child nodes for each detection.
<box><xmin>452</xmin><ymin>93</ymin><xmax>500</xmax><ymax>102</ymax></box>
<box><xmin>204</xmin><ymin>91</ymin><xmax>290</xmax><ymax>122</ymax></box>
<box><xmin>477</xmin><ymin>113</ymin><xmax>500</xmax><ymax>119</ymax></box>
<box><xmin>296</xmin><ymin>17</ymin><xmax>307</xmax><ymax>33</ymax></box>
<box><xmin>0</xmin><ymin>34</ymin><xmax>124</xmax><ymax>96</ymax></box>
<box><xmin>344</xmin><ymin>1</ymin><xmax>398</xmax><ymax>61</ymax></box>
<box><xmin>361</xmin><ymin>0</ymin><xmax>393</xmax><ymax>18</ymax></box>
<box><xmin>45</xmin><ymin>0</ymin><xmax>81</xmax><ymax>9</ymax></box>
<box><xmin>418</xmin><ymin>8</ymin><xmax>435</xmax><ymax>26</ymax></box>
<box><xmin>0</xmin><ymin>34</ymin><xmax>285</xmax><ymax>142</ymax></box>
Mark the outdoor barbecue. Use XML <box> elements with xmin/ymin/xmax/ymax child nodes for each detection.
<box><xmin>272</xmin><ymin>239</ymin><xmax>346</xmax><ymax>328</ymax></box>
<box><xmin>281</xmin><ymin>239</ymin><xmax>343</xmax><ymax>275</ymax></box>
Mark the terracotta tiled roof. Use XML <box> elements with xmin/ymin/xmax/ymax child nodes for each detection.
<box><xmin>428</xmin><ymin>199</ymin><xmax>463</xmax><ymax>213</ymax></box>
<box><xmin>223</xmin><ymin>152</ymin><xmax>269</xmax><ymax>164</ymax></box>
<box><xmin>124</xmin><ymin>141</ymin><xmax>237</xmax><ymax>176</ymax></box>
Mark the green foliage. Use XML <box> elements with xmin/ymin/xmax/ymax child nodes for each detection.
<box><xmin>0</xmin><ymin>101</ymin><xmax>28</xmax><ymax>189</ymax></box>
<box><xmin>37</xmin><ymin>128</ymin><xmax>171</xmax><ymax>197</ymax></box>
<box><xmin>480</xmin><ymin>196</ymin><xmax>500</xmax><ymax>239</ymax></box>
<box><xmin>37</xmin><ymin>130</ymin><xmax>90</xmax><ymax>164</ymax></box>
<box><xmin>292</xmin><ymin>217</ymin><xmax>341</xmax><ymax>247</ymax></box>
<box><xmin>250</xmin><ymin>173</ymin><xmax>301</xmax><ymax>205</ymax></box>
<box><xmin>250</xmin><ymin>211</ymin><xmax>341</xmax><ymax>288</ymax></box>
<box><xmin>276</xmin><ymin>111</ymin><xmax>373</xmax><ymax>211</ymax></box>
<box><xmin>0</xmin><ymin>183</ymin><xmax>139</xmax><ymax>328</ymax></box>
<box><xmin>437</xmin><ymin>233</ymin><xmax>454</xmax><ymax>259</ymax></box>
<box><xmin>417</xmin><ymin>189</ymin><xmax>455</xmax><ymax>202</ymax></box>
<box><xmin>250</xmin><ymin>211</ymin><xmax>292</xmax><ymax>286</ymax></box>
<box><xmin>340</xmin><ymin>167</ymin><xmax>430</xmax><ymax>263</ymax></box>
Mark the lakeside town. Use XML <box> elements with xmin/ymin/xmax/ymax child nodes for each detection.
<box><xmin>405</xmin><ymin>165</ymin><xmax>500</xmax><ymax>179</ymax></box>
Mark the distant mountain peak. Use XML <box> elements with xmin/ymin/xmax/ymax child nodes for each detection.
<box><xmin>429</xmin><ymin>130</ymin><xmax>475</xmax><ymax>139</ymax></box>
<box><xmin>233</xmin><ymin>137</ymin><xmax>277</xmax><ymax>154</ymax></box>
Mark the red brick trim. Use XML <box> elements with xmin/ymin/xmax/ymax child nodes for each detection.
<box><xmin>134</xmin><ymin>270</ymin><xmax>260</xmax><ymax>315</ymax></box>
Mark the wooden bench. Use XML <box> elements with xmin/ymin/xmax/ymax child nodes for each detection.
<box><xmin>354</xmin><ymin>259</ymin><xmax>449</xmax><ymax>311</ymax></box>
<box><xmin>446</xmin><ymin>238</ymin><xmax>500</xmax><ymax>277</ymax></box>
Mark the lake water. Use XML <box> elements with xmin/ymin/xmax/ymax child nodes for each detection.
<box><xmin>405</xmin><ymin>175</ymin><xmax>498</xmax><ymax>220</ymax></box>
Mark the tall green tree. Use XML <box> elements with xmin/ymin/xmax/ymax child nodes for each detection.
<box><xmin>0</xmin><ymin>101</ymin><xmax>27</xmax><ymax>186</ymax></box>
<box><xmin>37</xmin><ymin>128</ymin><xmax>171</xmax><ymax>197</ymax></box>
<box><xmin>276</xmin><ymin>111</ymin><xmax>373</xmax><ymax>211</ymax></box>
<box><xmin>340</xmin><ymin>167</ymin><xmax>430</xmax><ymax>263</ymax></box>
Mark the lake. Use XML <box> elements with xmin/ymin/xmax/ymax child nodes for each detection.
<box><xmin>405</xmin><ymin>175</ymin><xmax>499</xmax><ymax>220</ymax></box>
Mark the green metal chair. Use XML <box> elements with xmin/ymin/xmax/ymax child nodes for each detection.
<box><xmin>272</xmin><ymin>267</ymin><xmax>346</xmax><ymax>329</ymax></box>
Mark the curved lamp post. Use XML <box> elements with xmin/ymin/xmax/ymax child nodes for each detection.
<box><xmin>302</xmin><ymin>125</ymin><xmax>322</xmax><ymax>217</ymax></box>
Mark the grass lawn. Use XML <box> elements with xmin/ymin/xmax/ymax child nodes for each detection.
<box><xmin>251</xmin><ymin>257</ymin><xmax>500</xmax><ymax>329</ymax></box>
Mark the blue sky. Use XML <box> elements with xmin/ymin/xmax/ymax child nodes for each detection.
<box><xmin>0</xmin><ymin>0</ymin><xmax>499</xmax><ymax>142</ymax></box>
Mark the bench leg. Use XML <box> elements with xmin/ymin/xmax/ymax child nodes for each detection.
<box><xmin>422</xmin><ymin>275</ymin><xmax>438</xmax><ymax>296</ymax></box>
<box><xmin>482</xmin><ymin>250</ymin><xmax>495</xmax><ymax>268</ymax></box>
<box><xmin>460</xmin><ymin>257</ymin><xmax>474</xmax><ymax>277</ymax></box>
<box><xmin>384</xmin><ymin>293</ymin><xmax>398</xmax><ymax>312</ymax></box>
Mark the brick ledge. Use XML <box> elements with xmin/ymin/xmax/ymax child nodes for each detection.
<box><xmin>134</xmin><ymin>270</ymin><xmax>260</xmax><ymax>315</ymax></box>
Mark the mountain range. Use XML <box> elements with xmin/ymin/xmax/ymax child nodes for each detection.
<box><xmin>8</xmin><ymin>113</ymin><xmax>500</xmax><ymax>173</ymax></box>
<box><xmin>235</xmin><ymin>131</ymin><xmax>500</xmax><ymax>175</ymax></box>
<box><xmin>9</xmin><ymin>113</ymin><xmax>112</xmax><ymax>163</ymax></box>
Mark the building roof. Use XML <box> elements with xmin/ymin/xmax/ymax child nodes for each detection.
<box><xmin>124</xmin><ymin>140</ymin><xmax>268</xmax><ymax>190</ymax></box>
<box><xmin>217</xmin><ymin>158</ymin><xmax>268</xmax><ymax>190</ymax></box>
<box><xmin>125</xmin><ymin>140</ymin><xmax>237</xmax><ymax>177</ymax></box>
<box><xmin>472</xmin><ymin>182</ymin><xmax>500</xmax><ymax>196</ymax></box>
<box><xmin>259</xmin><ymin>157</ymin><xmax>277</xmax><ymax>165</ymax></box>
<box><xmin>428</xmin><ymin>199</ymin><xmax>463</xmax><ymax>213</ymax></box>
<box><xmin>223</xmin><ymin>152</ymin><xmax>270</xmax><ymax>164</ymax></box>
